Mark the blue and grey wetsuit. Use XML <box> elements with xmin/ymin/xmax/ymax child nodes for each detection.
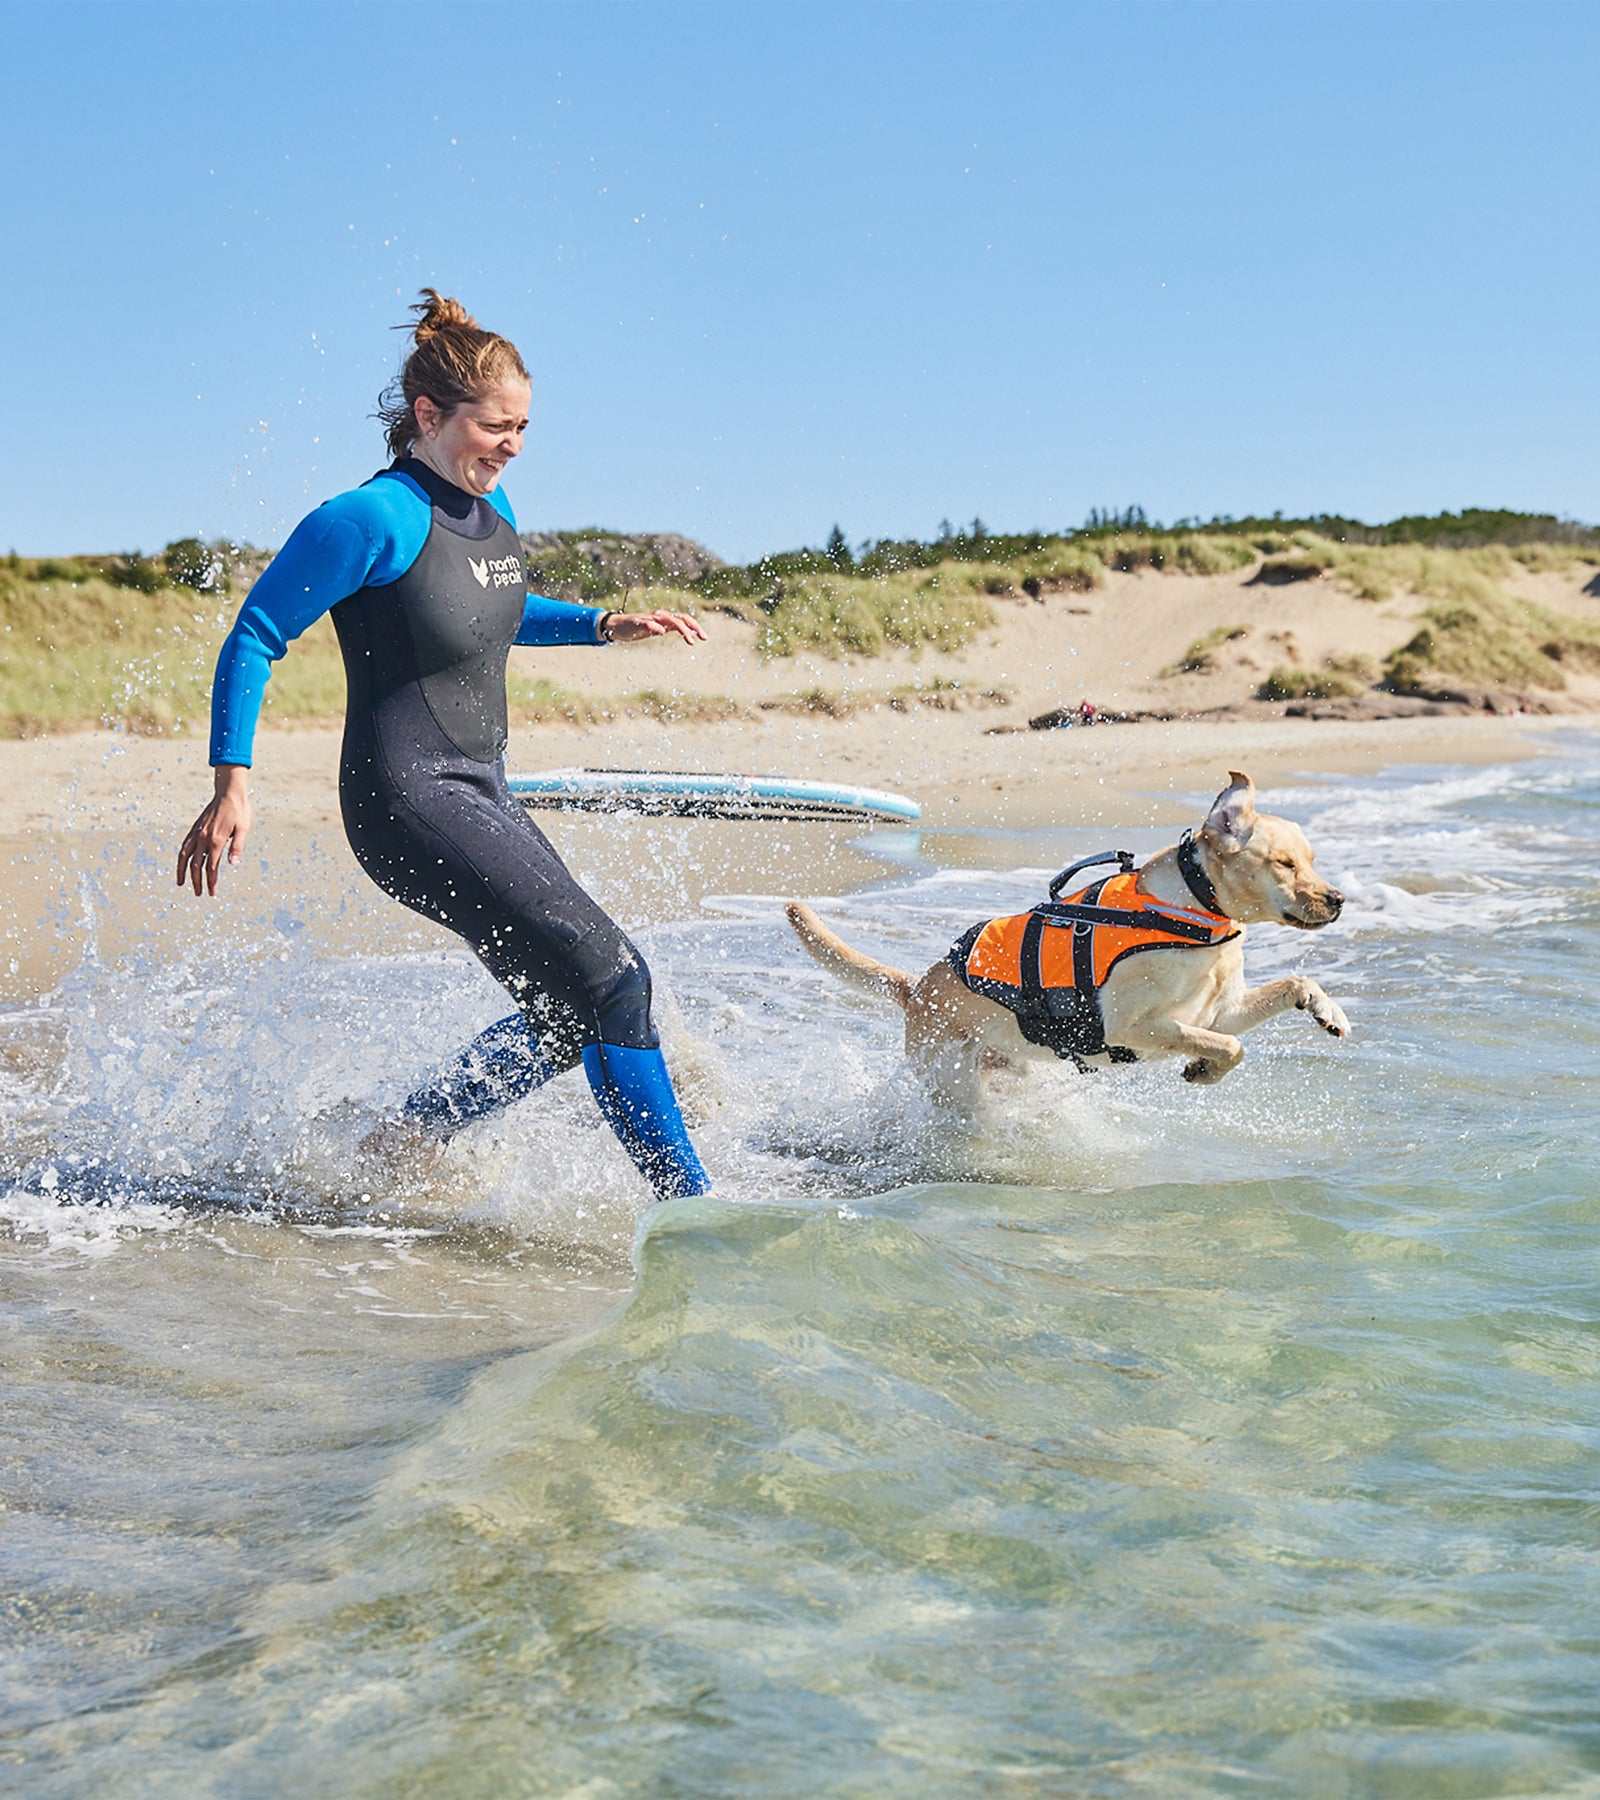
<box><xmin>210</xmin><ymin>457</ymin><xmax>710</xmax><ymax>1198</ymax></box>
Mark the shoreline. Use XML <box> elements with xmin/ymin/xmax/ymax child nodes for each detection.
<box><xmin>0</xmin><ymin>706</ymin><xmax>1563</xmax><ymax>841</ymax></box>
<box><xmin>0</xmin><ymin>709</ymin><xmax>1578</xmax><ymax>1006</ymax></box>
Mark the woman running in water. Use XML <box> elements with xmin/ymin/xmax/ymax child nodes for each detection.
<box><xmin>177</xmin><ymin>291</ymin><xmax>712</xmax><ymax>1200</ymax></box>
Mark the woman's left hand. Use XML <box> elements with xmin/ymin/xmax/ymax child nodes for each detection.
<box><xmin>607</xmin><ymin>608</ymin><xmax>707</xmax><ymax>646</ymax></box>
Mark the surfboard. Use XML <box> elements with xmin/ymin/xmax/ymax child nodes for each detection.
<box><xmin>508</xmin><ymin>768</ymin><xmax>921</xmax><ymax>823</ymax></box>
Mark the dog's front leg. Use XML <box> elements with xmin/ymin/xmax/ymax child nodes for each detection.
<box><xmin>1215</xmin><ymin>978</ymin><xmax>1350</xmax><ymax>1041</ymax></box>
<box><xmin>1115</xmin><ymin>1019</ymin><xmax>1246</xmax><ymax>1085</ymax></box>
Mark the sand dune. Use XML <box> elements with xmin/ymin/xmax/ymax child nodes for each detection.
<box><xmin>4</xmin><ymin>554</ymin><xmax>1592</xmax><ymax>1004</ymax></box>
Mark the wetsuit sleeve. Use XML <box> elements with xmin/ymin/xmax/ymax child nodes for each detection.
<box><xmin>208</xmin><ymin>484</ymin><xmax>426</xmax><ymax>766</ymax></box>
<box><xmin>515</xmin><ymin>593</ymin><xmax>609</xmax><ymax>647</ymax></box>
<box><xmin>491</xmin><ymin>485</ymin><xmax>610</xmax><ymax>647</ymax></box>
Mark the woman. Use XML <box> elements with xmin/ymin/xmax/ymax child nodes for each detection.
<box><xmin>178</xmin><ymin>291</ymin><xmax>712</xmax><ymax>1200</ymax></box>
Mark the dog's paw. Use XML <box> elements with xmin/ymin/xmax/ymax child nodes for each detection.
<box><xmin>1296</xmin><ymin>983</ymin><xmax>1350</xmax><ymax>1039</ymax></box>
<box><xmin>1183</xmin><ymin>1057</ymin><xmax>1224</xmax><ymax>1084</ymax></box>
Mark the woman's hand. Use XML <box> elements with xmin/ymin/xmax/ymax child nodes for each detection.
<box><xmin>177</xmin><ymin>766</ymin><xmax>253</xmax><ymax>897</ymax></box>
<box><xmin>604</xmin><ymin>608</ymin><xmax>707</xmax><ymax>646</ymax></box>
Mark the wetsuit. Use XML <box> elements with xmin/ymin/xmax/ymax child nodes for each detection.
<box><xmin>210</xmin><ymin>458</ymin><xmax>710</xmax><ymax>1198</ymax></box>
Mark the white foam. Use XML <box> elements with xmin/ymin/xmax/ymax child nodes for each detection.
<box><xmin>4</xmin><ymin>744</ymin><xmax>1594</xmax><ymax>1253</ymax></box>
<box><xmin>1</xmin><ymin>1182</ymin><xmax>189</xmax><ymax>1258</ymax></box>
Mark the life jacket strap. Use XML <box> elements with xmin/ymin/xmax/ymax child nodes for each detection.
<box><xmin>1014</xmin><ymin>898</ymin><xmax>1112</xmax><ymax>1066</ymax></box>
<box><xmin>1031</xmin><ymin>898</ymin><xmax>1221</xmax><ymax>944</ymax></box>
<box><xmin>1018</xmin><ymin>911</ymin><xmax>1048</xmax><ymax>1005</ymax></box>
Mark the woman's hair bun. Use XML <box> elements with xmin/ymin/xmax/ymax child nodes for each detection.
<box><xmin>409</xmin><ymin>288</ymin><xmax>479</xmax><ymax>344</ymax></box>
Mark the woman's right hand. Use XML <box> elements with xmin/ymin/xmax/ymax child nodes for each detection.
<box><xmin>177</xmin><ymin>766</ymin><xmax>253</xmax><ymax>897</ymax></box>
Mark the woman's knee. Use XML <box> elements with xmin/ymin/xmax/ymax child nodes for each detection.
<box><xmin>480</xmin><ymin>915</ymin><xmax>659</xmax><ymax>1053</ymax></box>
<box><xmin>587</xmin><ymin>934</ymin><xmax>658</xmax><ymax>1049</ymax></box>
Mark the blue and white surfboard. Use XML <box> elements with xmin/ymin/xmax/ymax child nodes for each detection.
<box><xmin>508</xmin><ymin>768</ymin><xmax>921</xmax><ymax>823</ymax></box>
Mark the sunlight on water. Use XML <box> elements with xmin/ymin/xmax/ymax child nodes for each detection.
<box><xmin>4</xmin><ymin>737</ymin><xmax>1600</xmax><ymax>1794</ymax></box>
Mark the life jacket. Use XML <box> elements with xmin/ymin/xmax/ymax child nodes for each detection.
<box><xmin>947</xmin><ymin>868</ymin><xmax>1239</xmax><ymax>1067</ymax></box>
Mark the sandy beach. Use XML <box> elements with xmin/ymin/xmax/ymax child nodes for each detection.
<box><xmin>4</xmin><ymin>548</ymin><xmax>1594</xmax><ymax>1001</ymax></box>
<box><xmin>0</xmin><ymin>697</ymin><xmax>1559</xmax><ymax>1006</ymax></box>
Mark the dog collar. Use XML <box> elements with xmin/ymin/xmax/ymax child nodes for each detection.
<box><xmin>1177</xmin><ymin>830</ymin><xmax>1226</xmax><ymax>916</ymax></box>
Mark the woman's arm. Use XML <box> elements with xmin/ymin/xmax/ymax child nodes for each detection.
<box><xmin>515</xmin><ymin>593</ymin><xmax>708</xmax><ymax>648</ymax></box>
<box><xmin>180</xmin><ymin>485</ymin><xmax>412</xmax><ymax>897</ymax></box>
<box><xmin>209</xmin><ymin>501</ymin><xmax>390</xmax><ymax>766</ymax></box>
<box><xmin>515</xmin><ymin>591</ymin><xmax>612</xmax><ymax>647</ymax></box>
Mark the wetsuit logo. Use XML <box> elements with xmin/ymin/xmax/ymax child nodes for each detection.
<box><xmin>468</xmin><ymin>553</ymin><xmax>524</xmax><ymax>590</ymax></box>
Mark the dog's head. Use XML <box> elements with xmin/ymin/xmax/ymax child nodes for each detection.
<box><xmin>1199</xmin><ymin>771</ymin><xmax>1343</xmax><ymax>929</ymax></box>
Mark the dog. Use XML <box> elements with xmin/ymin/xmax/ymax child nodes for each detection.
<box><xmin>786</xmin><ymin>771</ymin><xmax>1349</xmax><ymax>1103</ymax></box>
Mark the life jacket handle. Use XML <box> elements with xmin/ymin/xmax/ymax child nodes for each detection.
<box><xmin>1048</xmin><ymin>848</ymin><xmax>1135</xmax><ymax>900</ymax></box>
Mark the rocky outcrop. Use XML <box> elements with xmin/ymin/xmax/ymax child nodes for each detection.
<box><xmin>1286</xmin><ymin>685</ymin><xmax>1576</xmax><ymax>720</ymax></box>
<box><xmin>518</xmin><ymin>531</ymin><xmax>724</xmax><ymax>601</ymax></box>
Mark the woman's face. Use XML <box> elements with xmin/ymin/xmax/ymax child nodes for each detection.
<box><xmin>416</xmin><ymin>377</ymin><xmax>531</xmax><ymax>494</ymax></box>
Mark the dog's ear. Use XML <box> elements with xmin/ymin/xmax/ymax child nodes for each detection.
<box><xmin>1202</xmin><ymin>770</ymin><xmax>1257</xmax><ymax>853</ymax></box>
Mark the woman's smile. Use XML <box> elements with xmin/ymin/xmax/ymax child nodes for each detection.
<box><xmin>417</xmin><ymin>376</ymin><xmax>530</xmax><ymax>495</ymax></box>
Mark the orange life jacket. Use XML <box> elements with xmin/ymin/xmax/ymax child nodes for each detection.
<box><xmin>948</xmin><ymin>869</ymin><xmax>1239</xmax><ymax>1066</ymax></box>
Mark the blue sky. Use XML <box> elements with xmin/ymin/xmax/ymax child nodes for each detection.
<box><xmin>6</xmin><ymin>0</ymin><xmax>1597</xmax><ymax>561</ymax></box>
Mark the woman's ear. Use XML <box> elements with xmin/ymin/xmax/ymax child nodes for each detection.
<box><xmin>413</xmin><ymin>393</ymin><xmax>441</xmax><ymax>439</ymax></box>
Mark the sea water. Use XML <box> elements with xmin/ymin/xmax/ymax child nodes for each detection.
<box><xmin>4</xmin><ymin>739</ymin><xmax>1599</xmax><ymax>1796</ymax></box>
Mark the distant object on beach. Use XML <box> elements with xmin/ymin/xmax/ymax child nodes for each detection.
<box><xmin>509</xmin><ymin>768</ymin><xmax>921</xmax><ymax>824</ymax></box>
<box><xmin>1028</xmin><ymin>700</ymin><xmax>1126</xmax><ymax>730</ymax></box>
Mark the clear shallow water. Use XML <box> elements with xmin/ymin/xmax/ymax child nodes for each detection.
<box><xmin>4</xmin><ymin>740</ymin><xmax>1599</xmax><ymax>1796</ymax></box>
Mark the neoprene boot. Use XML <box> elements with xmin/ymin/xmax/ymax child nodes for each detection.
<box><xmin>581</xmin><ymin>1042</ymin><xmax>712</xmax><ymax>1199</ymax></box>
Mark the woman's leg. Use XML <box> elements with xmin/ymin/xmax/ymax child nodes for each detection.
<box><xmin>400</xmin><ymin>1012</ymin><xmax>574</xmax><ymax>1140</ymax></box>
<box><xmin>476</xmin><ymin>909</ymin><xmax>712</xmax><ymax>1198</ymax></box>
<box><xmin>356</xmin><ymin>770</ymin><xmax>711</xmax><ymax>1197</ymax></box>
<box><xmin>580</xmin><ymin>1041</ymin><xmax>711</xmax><ymax>1198</ymax></box>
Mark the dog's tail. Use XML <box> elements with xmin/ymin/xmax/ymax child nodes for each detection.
<box><xmin>785</xmin><ymin>901</ymin><xmax>913</xmax><ymax>1011</ymax></box>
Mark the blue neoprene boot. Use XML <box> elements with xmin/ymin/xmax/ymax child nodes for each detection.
<box><xmin>402</xmin><ymin>1014</ymin><xmax>567</xmax><ymax>1140</ymax></box>
<box><xmin>581</xmin><ymin>1042</ymin><xmax>713</xmax><ymax>1199</ymax></box>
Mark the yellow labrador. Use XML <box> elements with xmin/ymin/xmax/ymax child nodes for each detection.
<box><xmin>787</xmin><ymin>772</ymin><xmax>1349</xmax><ymax>1102</ymax></box>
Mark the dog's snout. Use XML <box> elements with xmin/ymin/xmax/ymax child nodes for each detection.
<box><xmin>1325</xmin><ymin>888</ymin><xmax>1344</xmax><ymax>918</ymax></box>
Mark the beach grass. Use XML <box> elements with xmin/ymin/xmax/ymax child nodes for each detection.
<box><xmin>1253</xmin><ymin>538</ymin><xmax>1600</xmax><ymax>606</ymax></box>
<box><xmin>509</xmin><ymin>676</ymin><xmax>1014</xmax><ymax>727</ymax></box>
<box><xmin>624</xmin><ymin>571</ymin><xmax>998</xmax><ymax>660</ymax></box>
<box><xmin>1164</xmin><ymin>625</ymin><xmax>1250</xmax><ymax>676</ymax></box>
<box><xmin>1383</xmin><ymin>590</ymin><xmax>1600</xmax><ymax>694</ymax></box>
<box><xmin>0</xmin><ymin>568</ymin><xmax>233</xmax><ymax>736</ymax></box>
<box><xmin>1256</xmin><ymin>666</ymin><xmax>1360</xmax><ymax>702</ymax></box>
<box><xmin>5</xmin><ymin>518</ymin><xmax>1599</xmax><ymax>738</ymax></box>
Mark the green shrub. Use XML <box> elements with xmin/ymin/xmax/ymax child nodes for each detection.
<box><xmin>164</xmin><ymin>537</ymin><xmax>223</xmax><ymax>591</ymax></box>
<box><xmin>1254</xmin><ymin>548</ymin><xmax>1334</xmax><ymax>585</ymax></box>
<box><xmin>107</xmin><ymin>553</ymin><xmax>165</xmax><ymax>593</ymax></box>
<box><xmin>29</xmin><ymin>556</ymin><xmax>96</xmax><ymax>583</ymax></box>
<box><xmin>1164</xmin><ymin>625</ymin><xmax>1249</xmax><ymax>675</ymax></box>
<box><xmin>1257</xmin><ymin>666</ymin><xmax>1358</xmax><ymax>702</ymax></box>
